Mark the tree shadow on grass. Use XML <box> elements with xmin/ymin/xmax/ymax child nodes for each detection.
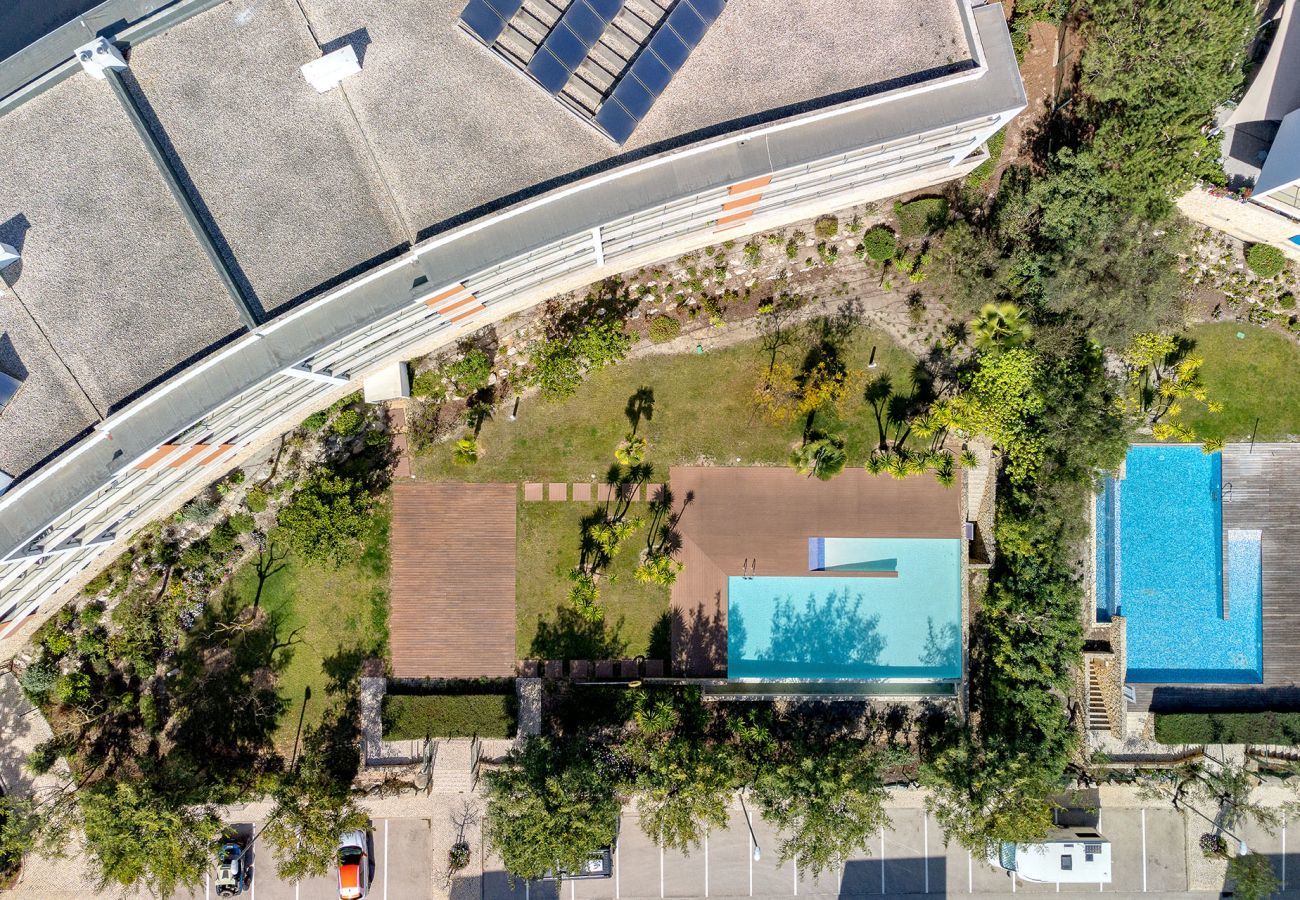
<box><xmin>529</xmin><ymin>606</ymin><xmax>629</xmax><ymax>661</ymax></box>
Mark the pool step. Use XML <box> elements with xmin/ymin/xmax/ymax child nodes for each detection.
<box><xmin>1086</xmin><ymin>659</ymin><xmax>1111</xmax><ymax>734</ymax></box>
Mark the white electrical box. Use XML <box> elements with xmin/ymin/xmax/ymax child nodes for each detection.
<box><xmin>301</xmin><ymin>45</ymin><xmax>361</xmax><ymax>93</ymax></box>
<box><xmin>74</xmin><ymin>38</ymin><xmax>128</xmax><ymax>79</ymax></box>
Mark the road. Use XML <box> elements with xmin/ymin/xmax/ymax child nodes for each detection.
<box><xmin>163</xmin><ymin>802</ymin><xmax>1300</xmax><ymax>899</ymax></box>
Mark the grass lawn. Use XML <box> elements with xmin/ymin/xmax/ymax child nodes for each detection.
<box><xmin>415</xmin><ymin>326</ymin><xmax>920</xmax><ymax>483</ymax></box>
<box><xmin>1182</xmin><ymin>322</ymin><xmax>1300</xmax><ymax>441</ymax></box>
<box><xmin>381</xmin><ymin>694</ymin><xmax>515</xmax><ymax>739</ymax></box>
<box><xmin>516</xmin><ymin>501</ymin><xmax>669</xmax><ymax>659</ymax></box>
<box><xmin>225</xmin><ymin>501</ymin><xmax>390</xmax><ymax>754</ymax></box>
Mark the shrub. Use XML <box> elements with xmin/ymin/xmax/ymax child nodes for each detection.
<box><xmin>448</xmin><ymin>841</ymin><xmax>471</xmax><ymax>874</ymax></box>
<box><xmin>893</xmin><ymin>197</ymin><xmax>949</xmax><ymax>239</ymax></box>
<box><xmin>743</xmin><ymin>241</ymin><xmax>762</xmax><ymax>266</ymax></box>
<box><xmin>527</xmin><ymin>320</ymin><xmax>632</xmax><ymax>400</ymax></box>
<box><xmin>40</xmin><ymin>628</ymin><xmax>72</xmax><ymax>657</ymax></box>
<box><xmin>1246</xmin><ymin>243</ymin><xmax>1287</xmax><ymax>278</ymax></box>
<box><xmin>331</xmin><ymin>408</ymin><xmax>364</xmax><ymax>437</ymax></box>
<box><xmin>54</xmin><ymin>672</ymin><xmax>92</xmax><ymax>707</ymax></box>
<box><xmin>813</xmin><ymin>215</ymin><xmax>839</xmax><ymax>239</ymax></box>
<box><xmin>859</xmin><ymin>226</ymin><xmax>897</xmax><ymax>263</ymax></box>
<box><xmin>179</xmin><ymin>542</ymin><xmax>211</xmax><ymax>570</ymax></box>
<box><xmin>278</xmin><ymin>472</ymin><xmax>374</xmax><ymax>566</ymax></box>
<box><xmin>381</xmin><ymin>694</ymin><xmax>515</xmax><ymax>739</ymax></box>
<box><xmin>648</xmin><ymin>316</ymin><xmax>682</xmax><ymax>343</ymax></box>
<box><xmin>180</xmin><ymin>499</ymin><xmax>216</xmax><ymax>522</ymax></box>
<box><xmin>302</xmin><ymin>410</ymin><xmax>328</xmax><ymax>431</ymax></box>
<box><xmin>245</xmin><ymin>488</ymin><xmax>268</xmax><ymax>513</ymax></box>
<box><xmin>411</xmin><ymin>369</ymin><xmax>447</xmax><ymax>401</ymax></box>
<box><xmin>1154</xmin><ymin>711</ymin><xmax>1300</xmax><ymax>744</ymax></box>
<box><xmin>446</xmin><ymin>348</ymin><xmax>493</xmax><ymax>393</ymax></box>
<box><xmin>19</xmin><ymin>658</ymin><xmax>58</xmax><ymax>700</ymax></box>
<box><xmin>82</xmin><ymin>569</ymin><xmax>112</xmax><ymax>596</ymax></box>
<box><xmin>1280</xmin><ymin>292</ymin><xmax>1296</xmax><ymax>310</ymax></box>
<box><xmin>228</xmin><ymin>512</ymin><xmax>255</xmax><ymax>534</ymax></box>
<box><xmin>78</xmin><ymin>603</ymin><xmax>104</xmax><ymax>629</ymax></box>
<box><xmin>208</xmin><ymin>523</ymin><xmax>237</xmax><ymax>555</ymax></box>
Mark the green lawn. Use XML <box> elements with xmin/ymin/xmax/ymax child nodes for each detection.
<box><xmin>381</xmin><ymin>693</ymin><xmax>515</xmax><ymax>739</ymax></box>
<box><xmin>516</xmin><ymin>501</ymin><xmax>669</xmax><ymax>659</ymax></box>
<box><xmin>415</xmin><ymin>327</ymin><xmax>921</xmax><ymax>483</ymax></box>
<box><xmin>1183</xmin><ymin>322</ymin><xmax>1300</xmax><ymax>441</ymax></box>
<box><xmin>225</xmin><ymin>502</ymin><xmax>390</xmax><ymax>754</ymax></box>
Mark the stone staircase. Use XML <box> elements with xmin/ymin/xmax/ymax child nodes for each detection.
<box><xmin>1086</xmin><ymin>658</ymin><xmax>1111</xmax><ymax>734</ymax></box>
<box><xmin>428</xmin><ymin>737</ymin><xmax>481</xmax><ymax>793</ymax></box>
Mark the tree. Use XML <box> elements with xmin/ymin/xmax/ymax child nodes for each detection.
<box><xmin>623</xmin><ymin>692</ymin><xmax>736</xmax><ymax>852</ymax></box>
<box><xmin>789</xmin><ymin>435</ymin><xmax>847</xmax><ymax>481</ymax></box>
<box><xmin>972</xmin><ymin>302</ymin><xmax>1032</xmax><ymax>353</ymax></box>
<box><xmin>931</xmin><ymin>349</ymin><xmax>1046</xmax><ymax>483</ymax></box>
<box><xmin>1227</xmin><ymin>851</ymin><xmax>1281</xmax><ymax>900</ymax></box>
<box><xmin>80</xmin><ymin>780</ymin><xmax>222</xmax><ymax>897</ymax></box>
<box><xmin>485</xmin><ymin>737</ymin><xmax>620</xmax><ymax>881</ymax></box>
<box><xmin>277</xmin><ymin>472</ymin><xmax>374</xmax><ymax>566</ymax></box>
<box><xmin>528</xmin><ymin>320</ymin><xmax>632</xmax><ymax>400</ymax></box>
<box><xmin>262</xmin><ymin>776</ymin><xmax>369</xmax><ymax>882</ymax></box>
<box><xmin>634</xmin><ymin>551</ymin><xmax>682</xmax><ymax>587</ymax></box>
<box><xmin>752</xmin><ymin>739</ymin><xmax>896</xmax><ymax>876</ymax></box>
<box><xmin>452</xmin><ymin>437</ymin><xmax>480</xmax><ymax>465</ymax></box>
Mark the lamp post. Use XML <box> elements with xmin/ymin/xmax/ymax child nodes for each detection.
<box><xmin>740</xmin><ymin>790</ymin><xmax>761</xmax><ymax>862</ymax></box>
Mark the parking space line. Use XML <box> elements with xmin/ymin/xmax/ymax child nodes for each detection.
<box><xmin>1141</xmin><ymin>808</ymin><xmax>1147</xmax><ymax>892</ymax></box>
<box><xmin>295</xmin><ymin>882</ymin><xmax>299</xmax><ymax>900</ymax></box>
<box><xmin>206</xmin><ymin>871</ymin><xmax>210</xmax><ymax>900</ymax></box>
<box><xmin>749</xmin><ymin>829</ymin><xmax>753</xmax><ymax>897</ymax></box>
<box><xmin>526</xmin><ymin>880</ymin><xmax>530</xmax><ymax>900</ymax></box>
<box><xmin>793</xmin><ymin>855</ymin><xmax>798</xmax><ymax>895</ymax></box>
<box><xmin>880</xmin><ymin>828</ymin><xmax>885</xmax><ymax>895</ymax></box>
<box><xmin>968</xmin><ymin>852</ymin><xmax>972</xmax><ymax>894</ymax></box>
<box><xmin>1284</xmin><ymin>815</ymin><xmax>1288</xmax><ymax>891</ymax></box>
<box><xmin>250</xmin><ymin>861</ymin><xmax>255</xmax><ymax>900</ymax></box>
<box><xmin>1012</xmin><ymin>871</ymin><xmax>1016</xmax><ymax>892</ymax></box>
<box><xmin>660</xmin><ymin>842</ymin><xmax>664</xmax><ymax>899</ymax></box>
<box><xmin>616</xmin><ymin>840</ymin><xmax>621</xmax><ymax>898</ymax></box>
<box><xmin>383</xmin><ymin>819</ymin><xmax>388</xmax><ymax>900</ymax></box>
<box><xmin>705</xmin><ymin>830</ymin><xmax>709</xmax><ymax>897</ymax></box>
<box><xmin>924</xmin><ymin>814</ymin><xmax>929</xmax><ymax>894</ymax></box>
<box><xmin>572</xmin><ymin>878</ymin><xmax>576</xmax><ymax>900</ymax></box>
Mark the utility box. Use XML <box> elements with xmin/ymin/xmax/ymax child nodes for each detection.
<box><xmin>363</xmin><ymin>363</ymin><xmax>410</xmax><ymax>404</ymax></box>
<box><xmin>301</xmin><ymin>45</ymin><xmax>361</xmax><ymax>93</ymax></box>
<box><xmin>75</xmin><ymin>38</ymin><xmax>128</xmax><ymax>79</ymax></box>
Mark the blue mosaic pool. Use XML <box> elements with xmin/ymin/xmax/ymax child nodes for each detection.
<box><xmin>1095</xmin><ymin>446</ymin><xmax>1262</xmax><ymax>683</ymax></box>
<box><xmin>727</xmin><ymin>538</ymin><xmax>962</xmax><ymax>681</ymax></box>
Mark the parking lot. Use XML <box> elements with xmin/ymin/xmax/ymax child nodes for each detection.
<box><xmin>480</xmin><ymin>807</ymin><xmax>1192</xmax><ymax>899</ymax></box>
<box><xmin>170</xmin><ymin>818</ymin><xmax>431</xmax><ymax>900</ymax></box>
<box><xmin>165</xmin><ymin>803</ymin><xmax>1300</xmax><ymax>898</ymax></box>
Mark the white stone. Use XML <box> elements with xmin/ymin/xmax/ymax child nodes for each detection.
<box><xmin>301</xmin><ymin>44</ymin><xmax>361</xmax><ymax>93</ymax></box>
<box><xmin>74</xmin><ymin>38</ymin><xmax>127</xmax><ymax>79</ymax></box>
<box><xmin>362</xmin><ymin>362</ymin><xmax>409</xmax><ymax>403</ymax></box>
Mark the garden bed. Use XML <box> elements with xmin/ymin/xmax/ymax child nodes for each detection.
<box><xmin>1154</xmin><ymin>711</ymin><xmax>1300</xmax><ymax>745</ymax></box>
<box><xmin>381</xmin><ymin>692</ymin><xmax>516</xmax><ymax>740</ymax></box>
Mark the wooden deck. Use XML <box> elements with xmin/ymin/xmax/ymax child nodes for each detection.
<box><xmin>1135</xmin><ymin>445</ymin><xmax>1300</xmax><ymax>712</ymax></box>
<box><xmin>668</xmin><ymin>466</ymin><xmax>963</xmax><ymax>676</ymax></box>
<box><xmin>388</xmin><ymin>482</ymin><xmax>517</xmax><ymax>679</ymax></box>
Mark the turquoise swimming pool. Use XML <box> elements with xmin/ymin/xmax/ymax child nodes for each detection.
<box><xmin>727</xmin><ymin>538</ymin><xmax>962</xmax><ymax>681</ymax></box>
<box><xmin>1095</xmin><ymin>446</ymin><xmax>1262</xmax><ymax>683</ymax></box>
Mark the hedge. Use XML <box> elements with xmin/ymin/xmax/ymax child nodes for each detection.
<box><xmin>381</xmin><ymin>693</ymin><xmax>515</xmax><ymax>739</ymax></box>
<box><xmin>1154</xmin><ymin>711</ymin><xmax>1300</xmax><ymax>745</ymax></box>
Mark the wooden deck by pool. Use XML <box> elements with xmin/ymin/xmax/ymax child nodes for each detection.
<box><xmin>1133</xmin><ymin>444</ymin><xmax>1300</xmax><ymax>712</ymax></box>
<box><xmin>668</xmin><ymin>466</ymin><xmax>963</xmax><ymax>676</ymax></box>
<box><xmin>388</xmin><ymin>482</ymin><xmax>517</xmax><ymax>678</ymax></box>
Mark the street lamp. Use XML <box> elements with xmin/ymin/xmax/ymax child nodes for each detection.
<box><xmin>740</xmin><ymin>790</ymin><xmax>761</xmax><ymax>862</ymax></box>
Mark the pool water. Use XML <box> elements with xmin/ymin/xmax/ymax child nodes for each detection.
<box><xmin>727</xmin><ymin>538</ymin><xmax>962</xmax><ymax>681</ymax></box>
<box><xmin>1095</xmin><ymin>446</ymin><xmax>1262</xmax><ymax>683</ymax></box>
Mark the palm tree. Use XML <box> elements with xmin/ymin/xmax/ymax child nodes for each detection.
<box><xmin>615</xmin><ymin>433</ymin><xmax>648</xmax><ymax>467</ymax></box>
<box><xmin>789</xmin><ymin>436</ymin><xmax>847</xmax><ymax>481</ymax></box>
<box><xmin>452</xmin><ymin>437</ymin><xmax>479</xmax><ymax>465</ymax></box>
<box><xmin>972</xmin><ymin>302</ymin><xmax>1032</xmax><ymax>353</ymax></box>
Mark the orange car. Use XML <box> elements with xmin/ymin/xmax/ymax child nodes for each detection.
<box><xmin>336</xmin><ymin>831</ymin><xmax>370</xmax><ymax>900</ymax></box>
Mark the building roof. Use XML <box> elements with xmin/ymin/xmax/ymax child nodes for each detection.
<box><xmin>1228</xmin><ymin>0</ymin><xmax>1300</xmax><ymax>128</ymax></box>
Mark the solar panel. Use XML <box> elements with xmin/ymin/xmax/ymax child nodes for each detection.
<box><xmin>528</xmin><ymin>0</ymin><xmax>626</xmax><ymax>94</ymax></box>
<box><xmin>459</xmin><ymin>0</ymin><xmax>525</xmax><ymax>46</ymax></box>
<box><xmin>594</xmin><ymin>0</ymin><xmax>727</xmax><ymax>144</ymax></box>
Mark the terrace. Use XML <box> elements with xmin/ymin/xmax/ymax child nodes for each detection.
<box><xmin>668</xmin><ymin>466</ymin><xmax>966</xmax><ymax>696</ymax></box>
<box><xmin>1094</xmin><ymin>444</ymin><xmax>1300</xmax><ymax>717</ymax></box>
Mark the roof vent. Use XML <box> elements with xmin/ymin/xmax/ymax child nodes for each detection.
<box><xmin>0</xmin><ymin>243</ymin><xmax>17</xmax><ymax>271</ymax></box>
<box><xmin>0</xmin><ymin>370</ymin><xmax>23</xmax><ymax>415</ymax></box>
<box><xmin>301</xmin><ymin>45</ymin><xmax>361</xmax><ymax>93</ymax></box>
<box><xmin>74</xmin><ymin>38</ymin><xmax>128</xmax><ymax>80</ymax></box>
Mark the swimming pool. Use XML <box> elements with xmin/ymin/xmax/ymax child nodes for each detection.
<box><xmin>1095</xmin><ymin>446</ymin><xmax>1262</xmax><ymax>683</ymax></box>
<box><xmin>727</xmin><ymin>538</ymin><xmax>962</xmax><ymax>681</ymax></box>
